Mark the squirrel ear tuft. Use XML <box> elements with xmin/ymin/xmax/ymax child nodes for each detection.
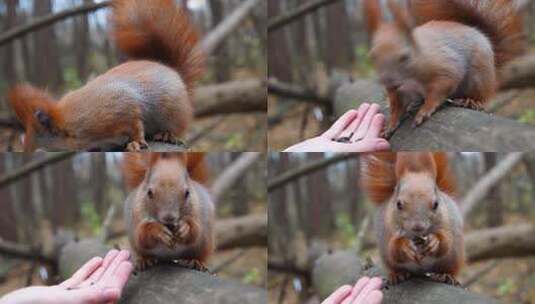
<box><xmin>34</xmin><ymin>110</ymin><xmax>52</xmax><ymax>131</ymax></box>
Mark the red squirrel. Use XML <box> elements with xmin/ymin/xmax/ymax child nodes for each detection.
<box><xmin>363</xmin><ymin>0</ymin><xmax>525</xmax><ymax>136</ymax></box>
<box><xmin>8</xmin><ymin>0</ymin><xmax>204</xmax><ymax>151</ymax></box>
<box><xmin>123</xmin><ymin>152</ymin><xmax>214</xmax><ymax>271</ymax></box>
<box><xmin>361</xmin><ymin>152</ymin><xmax>464</xmax><ymax>285</ymax></box>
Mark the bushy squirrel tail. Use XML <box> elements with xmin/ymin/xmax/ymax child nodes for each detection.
<box><xmin>123</xmin><ymin>153</ymin><xmax>209</xmax><ymax>190</ymax></box>
<box><xmin>410</xmin><ymin>0</ymin><xmax>525</xmax><ymax>68</ymax></box>
<box><xmin>112</xmin><ymin>0</ymin><xmax>205</xmax><ymax>97</ymax></box>
<box><xmin>361</xmin><ymin>152</ymin><xmax>455</xmax><ymax>204</ymax></box>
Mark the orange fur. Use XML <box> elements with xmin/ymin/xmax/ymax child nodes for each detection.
<box><xmin>8</xmin><ymin>0</ymin><xmax>203</xmax><ymax>151</ymax></box>
<box><xmin>410</xmin><ymin>0</ymin><xmax>525</xmax><ymax>68</ymax></box>
<box><xmin>112</xmin><ymin>0</ymin><xmax>204</xmax><ymax>97</ymax></box>
<box><xmin>122</xmin><ymin>153</ymin><xmax>209</xmax><ymax>190</ymax></box>
<box><xmin>361</xmin><ymin>152</ymin><xmax>456</xmax><ymax>204</ymax></box>
<box><xmin>363</xmin><ymin>0</ymin><xmax>525</xmax><ymax>132</ymax></box>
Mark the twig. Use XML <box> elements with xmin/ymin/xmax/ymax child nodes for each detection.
<box><xmin>211</xmin><ymin>152</ymin><xmax>261</xmax><ymax>203</ymax></box>
<box><xmin>100</xmin><ymin>201</ymin><xmax>118</xmax><ymax>242</ymax></box>
<box><xmin>211</xmin><ymin>249</ymin><xmax>247</xmax><ymax>273</ymax></box>
<box><xmin>268</xmin><ymin>0</ymin><xmax>341</xmax><ymax>32</ymax></box>
<box><xmin>0</xmin><ymin>152</ymin><xmax>76</xmax><ymax>188</ymax></box>
<box><xmin>267</xmin><ymin>78</ymin><xmax>331</xmax><ymax>105</ymax></box>
<box><xmin>0</xmin><ymin>1</ymin><xmax>111</xmax><ymax>47</ymax></box>
<box><xmin>460</xmin><ymin>153</ymin><xmax>524</xmax><ymax>217</ymax></box>
<box><xmin>268</xmin><ymin>154</ymin><xmax>356</xmax><ymax>192</ymax></box>
<box><xmin>186</xmin><ymin>116</ymin><xmax>226</xmax><ymax>146</ymax></box>
<box><xmin>199</xmin><ymin>0</ymin><xmax>261</xmax><ymax>55</ymax></box>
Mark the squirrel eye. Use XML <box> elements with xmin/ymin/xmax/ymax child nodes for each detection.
<box><xmin>184</xmin><ymin>189</ymin><xmax>190</xmax><ymax>200</ymax></box>
<box><xmin>147</xmin><ymin>188</ymin><xmax>154</xmax><ymax>199</ymax></box>
<box><xmin>432</xmin><ymin>200</ymin><xmax>439</xmax><ymax>210</ymax></box>
<box><xmin>396</xmin><ymin>200</ymin><xmax>403</xmax><ymax>210</ymax></box>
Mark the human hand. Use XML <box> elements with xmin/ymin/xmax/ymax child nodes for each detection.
<box><xmin>321</xmin><ymin>277</ymin><xmax>383</xmax><ymax>304</ymax></box>
<box><xmin>284</xmin><ymin>103</ymin><xmax>390</xmax><ymax>152</ymax></box>
<box><xmin>0</xmin><ymin>249</ymin><xmax>133</xmax><ymax>304</ymax></box>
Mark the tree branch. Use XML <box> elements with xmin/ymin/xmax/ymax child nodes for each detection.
<box><xmin>0</xmin><ymin>237</ymin><xmax>55</xmax><ymax>265</ymax></box>
<box><xmin>216</xmin><ymin>214</ymin><xmax>267</xmax><ymax>250</ymax></box>
<box><xmin>0</xmin><ymin>152</ymin><xmax>76</xmax><ymax>188</ymax></box>
<box><xmin>211</xmin><ymin>152</ymin><xmax>262</xmax><ymax>203</ymax></box>
<box><xmin>267</xmin><ymin>78</ymin><xmax>331</xmax><ymax>105</ymax></box>
<box><xmin>199</xmin><ymin>0</ymin><xmax>261</xmax><ymax>55</ymax></box>
<box><xmin>194</xmin><ymin>79</ymin><xmax>267</xmax><ymax>118</ymax></box>
<box><xmin>268</xmin><ymin>154</ymin><xmax>356</xmax><ymax>192</ymax></box>
<box><xmin>0</xmin><ymin>1</ymin><xmax>111</xmax><ymax>47</ymax></box>
<box><xmin>460</xmin><ymin>153</ymin><xmax>525</xmax><ymax>217</ymax></box>
<box><xmin>268</xmin><ymin>0</ymin><xmax>341</xmax><ymax>32</ymax></box>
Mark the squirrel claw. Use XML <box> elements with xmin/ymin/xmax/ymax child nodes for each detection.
<box><xmin>177</xmin><ymin>220</ymin><xmax>190</xmax><ymax>241</ymax></box>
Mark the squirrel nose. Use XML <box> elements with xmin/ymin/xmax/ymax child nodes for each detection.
<box><xmin>411</xmin><ymin>223</ymin><xmax>427</xmax><ymax>234</ymax></box>
<box><xmin>162</xmin><ymin>214</ymin><xmax>178</xmax><ymax>229</ymax></box>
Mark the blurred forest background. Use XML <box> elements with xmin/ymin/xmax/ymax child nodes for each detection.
<box><xmin>0</xmin><ymin>152</ymin><xmax>267</xmax><ymax>295</ymax></box>
<box><xmin>267</xmin><ymin>152</ymin><xmax>535</xmax><ymax>303</ymax></box>
<box><xmin>0</xmin><ymin>0</ymin><xmax>267</xmax><ymax>151</ymax></box>
<box><xmin>268</xmin><ymin>0</ymin><xmax>535</xmax><ymax>150</ymax></box>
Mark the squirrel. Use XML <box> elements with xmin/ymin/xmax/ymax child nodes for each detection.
<box><xmin>123</xmin><ymin>152</ymin><xmax>214</xmax><ymax>272</ymax></box>
<box><xmin>361</xmin><ymin>152</ymin><xmax>464</xmax><ymax>286</ymax></box>
<box><xmin>8</xmin><ymin>0</ymin><xmax>204</xmax><ymax>151</ymax></box>
<box><xmin>363</xmin><ymin>0</ymin><xmax>525</xmax><ymax>136</ymax></box>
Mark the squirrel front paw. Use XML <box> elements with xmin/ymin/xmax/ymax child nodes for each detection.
<box><xmin>175</xmin><ymin>220</ymin><xmax>193</xmax><ymax>244</ymax></box>
<box><xmin>136</xmin><ymin>256</ymin><xmax>159</xmax><ymax>272</ymax></box>
<box><xmin>388</xmin><ymin>272</ymin><xmax>412</xmax><ymax>285</ymax></box>
<box><xmin>428</xmin><ymin>273</ymin><xmax>461</xmax><ymax>286</ymax></box>
<box><xmin>140</xmin><ymin>222</ymin><xmax>175</xmax><ymax>249</ymax></box>
<box><xmin>401</xmin><ymin>240</ymin><xmax>422</xmax><ymax>264</ymax></box>
<box><xmin>420</xmin><ymin>234</ymin><xmax>440</xmax><ymax>257</ymax></box>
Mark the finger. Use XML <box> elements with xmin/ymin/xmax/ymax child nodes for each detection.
<box><xmin>342</xmin><ymin>277</ymin><xmax>369</xmax><ymax>304</ymax></box>
<box><xmin>321</xmin><ymin>107</ymin><xmax>364</xmax><ymax>139</ymax></box>
<box><xmin>323</xmin><ymin>285</ymin><xmax>352</xmax><ymax>304</ymax></box>
<box><xmin>363</xmin><ymin>113</ymin><xmax>386</xmax><ymax>140</ymax></box>
<box><xmin>99</xmin><ymin>250</ymin><xmax>131</xmax><ymax>287</ymax></box>
<box><xmin>77</xmin><ymin>250</ymin><xmax>120</xmax><ymax>288</ymax></box>
<box><xmin>364</xmin><ymin>290</ymin><xmax>383</xmax><ymax>304</ymax></box>
<box><xmin>352</xmin><ymin>103</ymin><xmax>380</xmax><ymax>141</ymax></box>
<box><xmin>108</xmin><ymin>261</ymin><xmax>134</xmax><ymax>292</ymax></box>
<box><xmin>336</xmin><ymin>103</ymin><xmax>371</xmax><ymax>140</ymax></box>
<box><xmin>69</xmin><ymin>286</ymin><xmax>121</xmax><ymax>303</ymax></box>
<box><xmin>59</xmin><ymin>256</ymin><xmax>103</xmax><ymax>288</ymax></box>
<box><xmin>354</xmin><ymin>277</ymin><xmax>383</xmax><ymax>303</ymax></box>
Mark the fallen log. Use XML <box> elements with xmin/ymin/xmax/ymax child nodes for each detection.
<box><xmin>334</xmin><ymin>80</ymin><xmax>535</xmax><ymax>151</ymax></box>
<box><xmin>59</xmin><ymin>239</ymin><xmax>266</xmax><ymax>304</ymax></box>
<box><xmin>311</xmin><ymin>250</ymin><xmax>499</xmax><ymax>304</ymax></box>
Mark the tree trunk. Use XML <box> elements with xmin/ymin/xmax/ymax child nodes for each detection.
<box><xmin>209</xmin><ymin>0</ymin><xmax>231</xmax><ymax>81</ymax></box>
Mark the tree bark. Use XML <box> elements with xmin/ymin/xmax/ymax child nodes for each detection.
<box><xmin>335</xmin><ymin>80</ymin><xmax>535</xmax><ymax>151</ymax></box>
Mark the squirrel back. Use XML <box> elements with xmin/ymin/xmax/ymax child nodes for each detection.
<box><xmin>361</xmin><ymin>152</ymin><xmax>455</xmax><ymax>204</ymax></box>
<box><xmin>112</xmin><ymin>0</ymin><xmax>204</xmax><ymax>97</ymax></box>
<box><xmin>409</xmin><ymin>0</ymin><xmax>525</xmax><ymax>68</ymax></box>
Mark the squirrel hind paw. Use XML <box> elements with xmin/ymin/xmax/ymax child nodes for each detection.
<box><xmin>152</xmin><ymin>132</ymin><xmax>184</xmax><ymax>145</ymax></box>
<box><xmin>126</xmin><ymin>140</ymin><xmax>149</xmax><ymax>152</ymax></box>
<box><xmin>387</xmin><ymin>272</ymin><xmax>412</xmax><ymax>286</ymax></box>
<box><xmin>135</xmin><ymin>257</ymin><xmax>159</xmax><ymax>272</ymax></box>
<box><xmin>428</xmin><ymin>273</ymin><xmax>461</xmax><ymax>287</ymax></box>
<box><xmin>175</xmin><ymin>259</ymin><xmax>210</xmax><ymax>273</ymax></box>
